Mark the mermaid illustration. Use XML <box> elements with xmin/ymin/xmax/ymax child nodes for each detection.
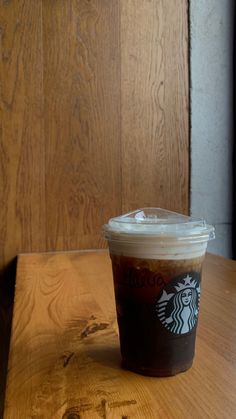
<box><xmin>156</xmin><ymin>275</ymin><xmax>200</xmax><ymax>335</ymax></box>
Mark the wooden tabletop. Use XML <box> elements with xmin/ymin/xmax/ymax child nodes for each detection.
<box><xmin>4</xmin><ymin>251</ymin><xmax>236</xmax><ymax>418</ymax></box>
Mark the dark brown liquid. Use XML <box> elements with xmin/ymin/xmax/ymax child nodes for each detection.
<box><xmin>111</xmin><ymin>254</ymin><xmax>204</xmax><ymax>376</ymax></box>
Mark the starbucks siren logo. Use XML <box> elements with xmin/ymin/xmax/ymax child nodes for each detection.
<box><xmin>156</xmin><ymin>274</ymin><xmax>200</xmax><ymax>335</ymax></box>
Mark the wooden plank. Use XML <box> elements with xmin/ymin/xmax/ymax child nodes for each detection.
<box><xmin>42</xmin><ymin>0</ymin><xmax>121</xmax><ymax>251</ymax></box>
<box><xmin>0</xmin><ymin>0</ymin><xmax>45</xmax><ymax>270</ymax></box>
<box><xmin>4</xmin><ymin>251</ymin><xmax>236</xmax><ymax>418</ymax></box>
<box><xmin>120</xmin><ymin>0</ymin><xmax>189</xmax><ymax>214</ymax></box>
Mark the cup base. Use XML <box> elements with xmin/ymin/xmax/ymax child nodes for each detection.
<box><xmin>121</xmin><ymin>359</ymin><xmax>193</xmax><ymax>377</ymax></box>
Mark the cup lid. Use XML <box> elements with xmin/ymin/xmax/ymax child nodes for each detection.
<box><xmin>103</xmin><ymin>208</ymin><xmax>215</xmax><ymax>244</ymax></box>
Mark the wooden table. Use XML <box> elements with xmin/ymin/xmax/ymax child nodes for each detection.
<box><xmin>4</xmin><ymin>251</ymin><xmax>236</xmax><ymax>418</ymax></box>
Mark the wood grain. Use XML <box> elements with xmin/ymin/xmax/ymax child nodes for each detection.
<box><xmin>0</xmin><ymin>0</ymin><xmax>46</xmax><ymax>268</ymax></box>
<box><xmin>43</xmin><ymin>0</ymin><xmax>121</xmax><ymax>252</ymax></box>
<box><xmin>4</xmin><ymin>251</ymin><xmax>236</xmax><ymax>418</ymax></box>
<box><xmin>121</xmin><ymin>0</ymin><xmax>189</xmax><ymax>213</ymax></box>
<box><xmin>0</xmin><ymin>0</ymin><xmax>189</xmax><ymax>273</ymax></box>
<box><xmin>0</xmin><ymin>4</ymin><xmax>45</xmax><ymax>408</ymax></box>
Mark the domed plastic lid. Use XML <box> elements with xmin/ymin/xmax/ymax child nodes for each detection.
<box><xmin>103</xmin><ymin>208</ymin><xmax>215</xmax><ymax>244</ymax></box>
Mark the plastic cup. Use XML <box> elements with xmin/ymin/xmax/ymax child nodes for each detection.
<box><xmin>103</xmin><ymin>208</ymin><xmax>215</xmax><ymax>376</ymax></box>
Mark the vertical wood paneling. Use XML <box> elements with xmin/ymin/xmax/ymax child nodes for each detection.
<box><xmin>42</xmin><ymin>0</ymin><xmax>121</xmax><ymax>251</ymax></box>
<box><xmin>0</xmin><ymin>0</ymin><xmax>189</xmax><ymax>269</ymax></box>
<box><xmin>163</xmin><ymin>0</ymin><xmax>189</xmax><ymax>213</ymax></box>
<box><xmin>0</xmin><ymin>0</ymin><xmax>45</xmax><ymax>269</ymax></box>
<box><xmin>120</xmin><ymin>0</ymin><xmax>189</xmax><ymax>214</ymax></box>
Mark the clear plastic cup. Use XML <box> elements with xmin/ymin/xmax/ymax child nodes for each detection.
<box><xmin>103</xmin><ymin>208</ymin><xmax>215</xmax><ymax>376</ymax></box>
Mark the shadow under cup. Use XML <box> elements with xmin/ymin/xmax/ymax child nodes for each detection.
<box><xmin>103</xmin><ymin>208</ymin><xmax>215</xmax><ymax>377</ymax></box>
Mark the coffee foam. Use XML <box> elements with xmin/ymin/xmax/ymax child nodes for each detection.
<box><xmin>108</xmin><ymin>240</ymin><xmax>207</xmax><ymax>260</ymax></box>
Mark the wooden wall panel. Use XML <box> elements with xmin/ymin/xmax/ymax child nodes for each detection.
<box><xmin>0</xmin><ymin>0</ymin><xmax>45</xmax><ymax>270</ymax></box>
<box><xmin>163</xmin><ymin>0</ymin><xmax>189</xmax><ymax>213</ymax></box>
<box><xmin>121</xmin><ymin>0</ymin><xmax>189</xmax><ymax>214</ymax></box>
<box><xmin>43</xmin><ymin>0</ymin><xmax>121</xmax><ymax>252</ymax></box>
<box><xmin>0</xmin><ymin>0</ymin><xmax>189</xmax><ymax>271</ymax></box>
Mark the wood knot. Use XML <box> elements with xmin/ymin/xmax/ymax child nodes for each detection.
<box><xmin>63</xmin><ymin>413</ymin><xmax>80</xmax><ymax>419</ymax></box>
<box><xmin>80</xmin><ymin>322</ymin><xmax>109</xmax><ymax>338</ymax></box>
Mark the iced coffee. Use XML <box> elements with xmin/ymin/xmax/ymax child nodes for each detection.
<box><xmin>103</xmin><ymin>208</ymin><xmax>215</xmax><ymax>376</ymax></box>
